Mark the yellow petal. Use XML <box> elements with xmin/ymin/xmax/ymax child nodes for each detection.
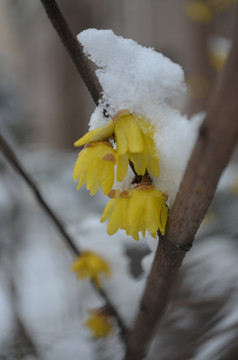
<box><xmin>147</xmin><ymin>154</ymin><xmax>160</xmax><ymax>177</ymax></box>
<box><xmin>116</xmin><ymin>154</ymin><xmax>129</xmax><ymax>182</ymax></box>
<box><xmin>85</xmin><ymin>155</ymin><xmax>98</xmax><ymax>190</ymax></box>
<box><xmin>127</xmin><ymin>190</ymin><xmax>146</xmax><ymax>237</ymax></box>
<box><xmin>73</xmin><ymin>150</ymin><xmax>88</xmax><ymax>181</ymax></box>
<box><xmin>99</xmin><ymin>162</ymin><xmax>115</xmax><ymax>195</ymax></box>
<box><xmin>107</xmin><ymin>198</ymin><xmax>128</xmax><ymax>235</ymax></box>
<box><xmin>100</xmin><ymin>200</ymin><xmax>115</xmax><ymax>222</ymax></box>
<box><xmin>130</xmin><ymin>152</ymin><xmax>147</xmax><ymax>175</ymax></box>
<box><xmin>114</xmin><ymin>119</ymin><xmax>128</xmax><ymax>155</ymax></box>
<box><xmin>145</xmin><ymin>195</ymin><xmax>161</xmax><ymax>235</ymax></box>
<box><xmin>74</xmin><ymin>120</ymin><xmax>114</xmax><ymax>147</ymax></box>
<box><xmin>124</xmin><ymin>116</ymin><xmax>144</xmax><ymax>153</ymax></box>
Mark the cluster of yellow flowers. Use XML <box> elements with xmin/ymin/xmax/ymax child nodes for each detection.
<box><xmin>72</xmin><ymin>110</ymin><xmax>169</xmax><ymax>338</ymax></box>
<box><xmin>73</xmin><ymin>109</ymin><xmax>168</xmax><ymax>240</ymax></box>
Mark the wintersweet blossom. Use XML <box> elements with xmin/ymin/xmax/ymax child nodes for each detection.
<box><xmin>100</xmin><ymin>190</ymin><xmax>130</xmax><ymax>236</ymax></box>
<box><xmin>73</xmin><ymin>141</ymin><xmax>116</xmax><ymax>195</ymax></box>
<box><xmin>113</xmin><ymin>110</ymin><xmax>160</xmax><ymax>181</ymax></box>
<box><xmin>100</xmin><ymin>185</ymin><xmax>168</xmax><ymax>240</ymax></box>
<box><xmin>84</xmin><ymin>309</ymin><xmax>114</xmax><ymax>338</ymax></box>
<box><xmin>127</xmin><ymin>184</ymin><xmax>168</xmax><ymax>239</ymax></box>
<box><xmin>74</xmin><ymin>109</ymin><xmax>160</xmax><ymax>183</ymax></box>
<box><xmin>73</xmin><ymin>29</ymin><xmax>201</xmax><ymax>245</ymax></box>
<box><xmin>71</xmin><ymin>251</ymin><xmax>110</xmax><ymax>288</ymax></box>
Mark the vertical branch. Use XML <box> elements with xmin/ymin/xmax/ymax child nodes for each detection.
<box><xmin>40</xmin><ymin>0</ymin><xmax>102</xmax><ymax>105</ymax></box>
<box><xmin>124</xmin><ymin>10</ymin><xmax>238</xmax><ymax>360</ymax></box>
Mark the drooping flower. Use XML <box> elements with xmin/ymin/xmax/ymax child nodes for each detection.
<box><xmin>113</xmin><ymin>110</ymin><xmax>160</xmax><ymax>181</ymax></box>
<box><xmin>71</xmin><ymin>251</ymin><xmax>110</xmax><ymax>288</ymax></box>
<box><xmin>100</xmin><ymin>190</ymin><xmax>130</xmax><ymax>236</ymax></box>
<box><xmin>126</xmin><ymin>184</ymin><xmax>168</xmax><ymax>239</ymax></box>
<box><xmin>84</xmin><ymin>309</ymin><xmax>114</xmax><ymax>338</ymax></box>
<box><xmin>74</xmin><ymin>109</ymin><xmax>160</xmax><ymax>183</ymax></box>
<box><xmin>100</xmin><ymin>184</ymin><xmax>168</xmax><ymax>240</ymax></box>
<box><xmin>73</xmin><ymin>141</ymin><xmax>116</xmax><ymax>195</ymax></box>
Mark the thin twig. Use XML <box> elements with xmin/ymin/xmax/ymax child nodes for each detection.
<box><xmin>0</xmin><ymin>134</ymin><xmax>80</xmax><ymax>256</ymax></box>
<box><xmin>38</xmin><ymin>0</ymin><xmax>128</xmax><ymax>340</ymax></box>
<box><xmin>124</xmin><ymin>10</ymin><xmax>238</xmax><ymax>360</ymax></box>
<box><xmin>0</xmin><ymin>133</ymin><xmax>128</xmax><ymax>341</ymax></box>
<box><xmin>40</xmin><ymin>0</ymin><xmax>102</xmax><ymax>105</ymax></box>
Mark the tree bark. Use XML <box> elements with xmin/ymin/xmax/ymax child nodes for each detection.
<box><xmin>125</xmin><ymin>10</ymin><xmax>238</xmax><ymax>360</ymax></box>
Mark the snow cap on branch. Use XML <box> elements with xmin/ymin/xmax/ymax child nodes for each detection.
<box><xmin>77</xmin><ymin>29</ymin><xmax>202</xmax><ymax>204</ymax></box>
<box><xmin>77</xmin><ymin>29</ymin><xmax>186</xmax><ymax>120</ymax></box>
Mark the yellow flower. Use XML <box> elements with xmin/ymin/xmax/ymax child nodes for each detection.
<box><xmin>84</xmin><ymin>309</ymin><xmax>114</xmax><ymax>338</ymax></box>
<box><xmin>100</xmin><ymin>190</ymin><xmax>130</xmax><ymax>235</ymax></box>
<box><xmin>127</xmin><ymin>184</ymin><xmax>168</xmax><ymax>239</ymax></box>
<box><xmin>184</xmin><ymin>1</ymin><xmax>213</xmax><ymax>24</ymax></box>
<box><xmin>74</xmin><ymin>109</ymin><xmax>160</xmax><ymax>182</ymax></box>
<box><xmin>208</xmin><ymin>50</ymin><xmax>228</xmax><ymax>72</ymax></box>
<box><xmin>100</xmin><ymin>185</ymin><xmax>168</xmax><ymax>240</ymax></box>
<box><xmin>113</xmin><ymin>110</ymin><xmax>160</xmax><ymax>181</ymax></box>
<box><xmin>208</xmin><ymin>0</ymin><xmax>237</xmax><ymax>12</ymax></box>
<box><xmin>73</xmin><ymin>141</ymin><xmax>116</xmax><ymax>195</ymax></box>
<box><xmin>74</xmin><ymin>121</ymin><xmax>115</xmax><ymax>147</ymax></box>
<box><xmin>71</xmin><ymin>251</ymin><xmax>110</xmax><ymax>288</ymax></box>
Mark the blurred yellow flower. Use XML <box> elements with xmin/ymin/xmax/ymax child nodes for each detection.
<box><xmin>208</xmin><ymin>50</ymin><xmax>228</xmax><ymax>72</ymax></box>
<box><xmin>184</xmin><ymin>1</ymin><xmax>213</xmax><ymax>23</ymax></box>
<box><xmin>208</xmin><ymin>0</ymin><xmax>237</xmax><ymax>12</ymax></box>
<box><xmin>100</xmin><ymin>185</ymin><xmax>168</xmax><ymax>240</ymax></box>
<box><xmin>73</xmin><ymin>141</ymin><xmax>116</xmax><ymax>195</ymax></box>
<box><xmin>84</xmin><ymin>309</ymin><xmax>114</xmax><ymax>338</ymax></box>
<box><xmin>71</xmin><ymin>251</ymin><xmax>110</xmax><ymax>288</ymax></box>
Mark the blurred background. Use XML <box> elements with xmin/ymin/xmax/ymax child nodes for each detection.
<box><xmin>1</xmin><ymin>0</ymin><xmax>237</xmax><ymax>148</ymax></box>
<box><xmin>1</xmin><ymin>0</ymin><xmax>238</xmax><ymax>359</ymax></box>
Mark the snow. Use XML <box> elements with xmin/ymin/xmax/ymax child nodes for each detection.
<box><xmin>77</xmin><ymin>29</ymin><xmax>202</xmax><ymax>203</ymax></box>
<box><xmin>78</xmin><ymin>29</ymin><xmax>186</xmax><ymax>122</ymax></box>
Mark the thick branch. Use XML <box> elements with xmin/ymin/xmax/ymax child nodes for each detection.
<box><xmin>0</xmin><ymin>134</ymin><xmax>127</xmax><ymax>340</ymax></box>
<box><xmin>40</xmin><ymin>0</ymin><xmax>102</xmax><ymax>105</ymax></box>
<box><xmin>125</xmin><ymin>12</ymin><xmax>238</xmax><ymax>360</ymax></box>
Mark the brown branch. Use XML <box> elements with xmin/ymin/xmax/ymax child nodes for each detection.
<box><xmin>0</xmin><ymin>133</ymin><xmax>128</xmax><ymax>341</ymax></box>
<box><xmin>0</xmin><ymin>134</ymin><xmax>80</xmax><ymax>256</ymax></box>
<box><xmin>39</xmin><ymin>0</ymin><xmax>102</xmax><ymax>105</ymax></box>
<box><xmin>124</xmin><ymin>11</ymin><xmax>238</xmax><ymax>360</ymax></box>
